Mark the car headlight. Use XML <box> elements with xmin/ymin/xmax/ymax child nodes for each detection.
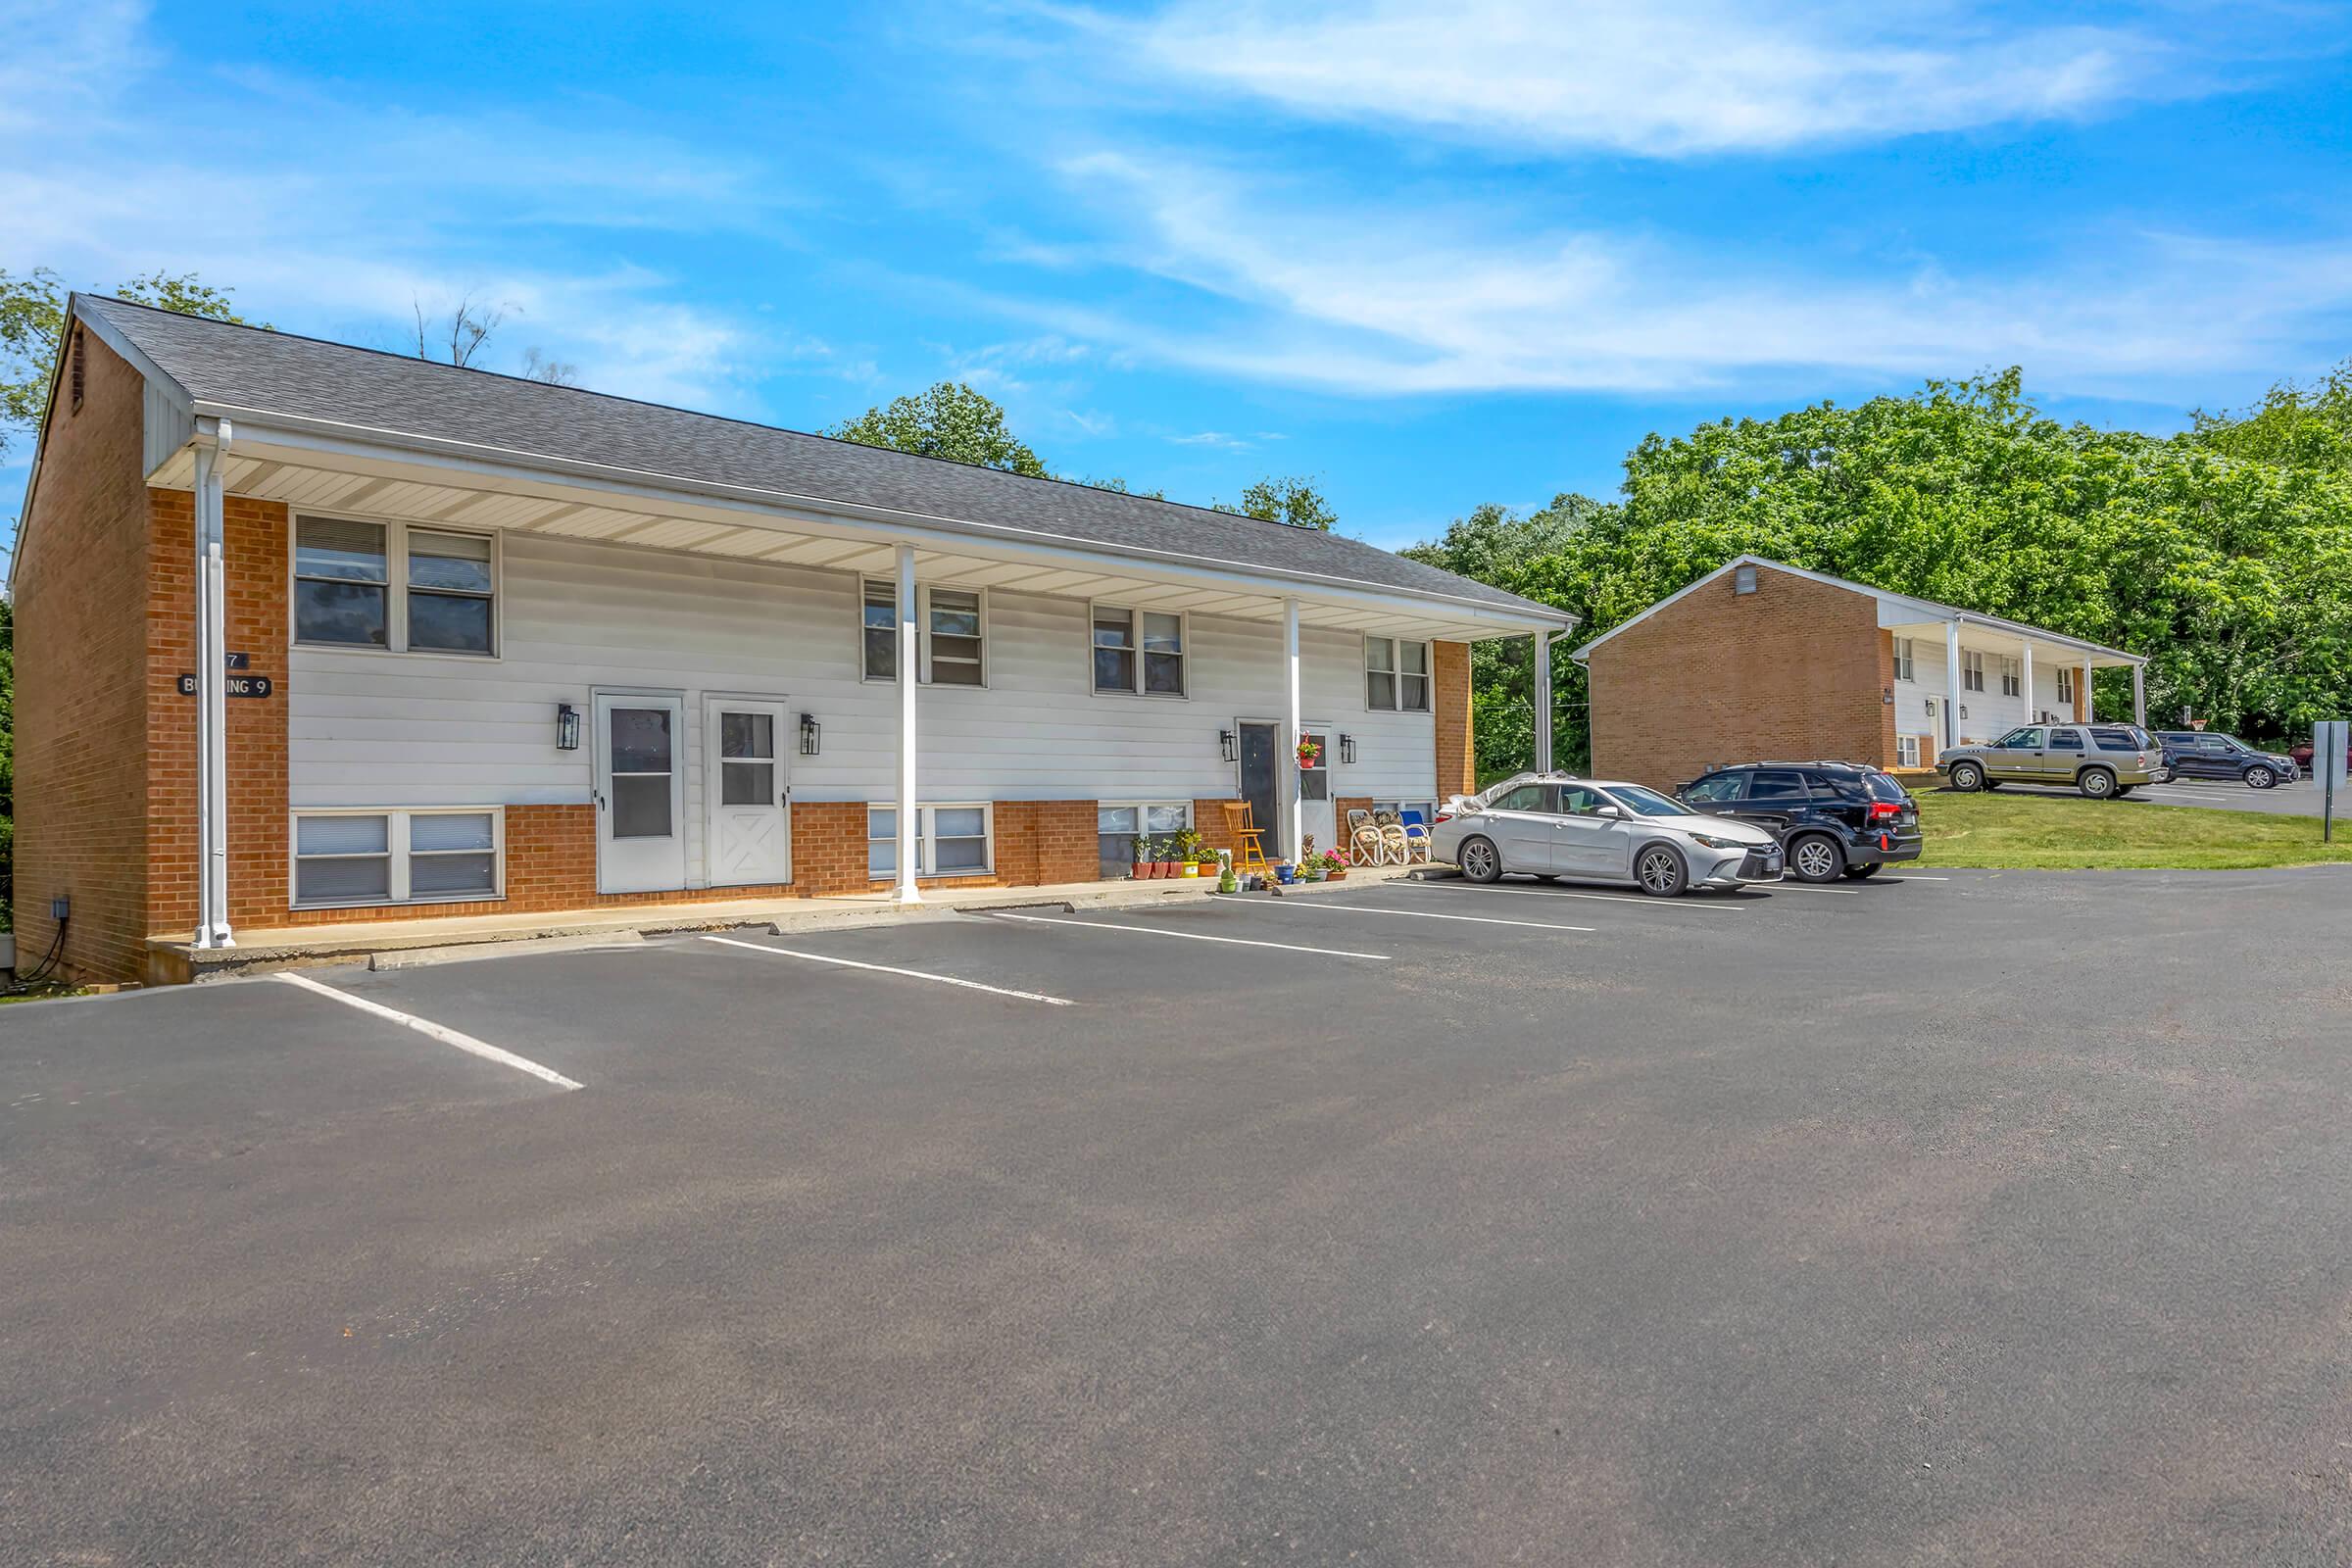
<box><xmin>1689</xmin><ymin>833</ymin><xmax>1746</xmax><ymax>851</ymax></box>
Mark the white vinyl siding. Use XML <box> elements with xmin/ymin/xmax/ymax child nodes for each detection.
<box><xmin>289</xmin><ymin>532</ymin><xmax>1450</xmax><ymax>868</ymax></box>
<box><xmin>869</xmin><ymin>804</ymin><xmax>993</xmax><ymax>878</ymax></box>
<box><xmin>293</xmin><ymin>808</ymin><xmax>503</xmax><ymax>908</ymax></box>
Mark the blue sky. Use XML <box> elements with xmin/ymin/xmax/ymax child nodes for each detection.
<box><xmin>7</xmin><ymin>0</ymin><xmax>2352</xmax><ymax>559</ymax></box>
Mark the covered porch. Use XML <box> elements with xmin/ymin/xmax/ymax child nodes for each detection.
<box><xmin>1882</xmin><ymin>608</ymin><xmax>2148</xmax><ymax>762</ymax></box>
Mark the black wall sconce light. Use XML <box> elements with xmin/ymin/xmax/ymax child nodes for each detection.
<box><xmin>799</xmin><ymin>711</ymin><xmax>822</xmax><ymax>757</ymax></box>
<box><xmin>1339</xmin><ymin>733</ymin><xmax>1357</xmax><ymax>764</ymax></box>
<box><xmin>1219</xmin><ymin>728</ymin><xmax>1238</xmax><ymax>762</ymax></box>
<box><xmin>556</xmin><ymin>703</ymin><xmax>581</xmax><ymax>751</ymax></box>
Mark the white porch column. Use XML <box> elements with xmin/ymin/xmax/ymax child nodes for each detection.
<box><xmin>192</xmin><ymin>419</ymin><xmax>234</xmax><ymax>949</ymax></box>
<box><xmin>1943</xmin><ymin>619</ymin><xmax>1962</xmax><ymax>751</ymax></box>
<box><xmin>1284</xmin><ymin>597</ymin><xmax>1302</xmax><ymax>863</ymax></box>
<box><xmin>1533</xmin><ymin>631</ymin><xmax>1554</xmax><ymax>773</ymax></box>
<box><xmin>2020</xmin><ymin>640</ymin><xmax>2034</xmax><ymax>725</ymax></box>
<box><xmin>892</xmin><ymin>544</ymin><xmax>920</xmax><ymax>905</ymax></box>
<box><xmin>2082</xmin><ymin>660</ymin><xmax>2094</xmax><ymax>721</ymax></box>
<box><xmin>2132</xmin><ymin>663</ymin><xmax>2146</xmax><ymax>727</ymax></box>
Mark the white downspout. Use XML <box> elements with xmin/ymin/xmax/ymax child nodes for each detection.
<box><xmin>892</xmin><ymin>544</ymin><xmax>920</xmax><ymax>904</ymax></box>
<box><xmin>1533</xmin><ymin>630</ymin><xmax>1554</xmax><ymax>773</ymax></box>
<box><xmin>1284</xmin><ymin>597</ymin><xmax>1302</xmax><ymax>864</ymax></box>
<box><xmin>192</xmin><ymin>418</ymin><xmax>234</xmax><ymax>949</ymax></box>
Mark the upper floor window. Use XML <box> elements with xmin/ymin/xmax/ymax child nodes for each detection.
<box><xmin>1366</xmin><ymin>636</ymin><xmax>1431</xmax><ymax>711</ymax></box>
<box><xmin>1961</xmin><ymin>649</ymin><xmax>1985</xmax><ymax>693</ymax></box>
<box><xmin>860</xmin><ymin>579</ymin><xmax>987</xmax><ymax>686</ymax></box>
<box><xmin>294</xmin><ymin>515</ymin><xmax>497</xmax><ymax>656</ymax></box>
<box><xmin>2056</xmin><ymin>666</ymin><xmax>2076</xmax><ymax>705</ymax></box>
<box><xmin>1892</xmin><ymin>637</ymin><xmax>1915</xmax><ymax>682</ymax></box>
<box><xmin>1092</xmin><ymin>605</ymin><xmax>1187</xmax><ymax>696</ymax></box>
<box><xmin>2000</xmin><ymin>657</ymin><xmax>2023</xmax><ymax>697</ymax></box>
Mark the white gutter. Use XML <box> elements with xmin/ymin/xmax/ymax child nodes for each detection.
<box><xmin>191</xmin><ymin>417</ymin><xmax>235</xmax><ymax>949</ymax></box>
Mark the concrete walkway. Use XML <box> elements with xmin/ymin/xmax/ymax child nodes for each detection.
<box><xmin>149</xmin><ymin>864</ymin><xmax>1426</xmax><ymax>982</ymax></box>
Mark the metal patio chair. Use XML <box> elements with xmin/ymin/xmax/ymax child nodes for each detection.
<box><xmin>1348</xmin><ymin>808</ymin><xmax>1395</xmax><ymax>867</ymax></box>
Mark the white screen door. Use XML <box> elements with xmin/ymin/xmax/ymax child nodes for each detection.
<box><xmin>1299</xmin><ymin>723</ymin><xmax>1335</xmax><ymax>859</ymax></box>
<box><xmin>594</xmin><ymin>693</ymin><xmax>687</xmax><ymax>894</ymax></box>
<box><xmin>706</xmin><ymin>696</ymin><xmax>791</xmax><ymax>887</ymax></box>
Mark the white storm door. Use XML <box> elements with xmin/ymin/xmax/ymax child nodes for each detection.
<box><xmin>706</xmin><ymin>697</ymin><xmax>791</xmax><ymax>888</ymax></box>
<box><xmin>1298</xmin><ymin>724</ymin><xmax>1336</xmax><ymax>860</ymax></box>
<box><xmin>594</xmin><ymin>693</ymin><xmax>687</xmax><ymax>895</ymax></box>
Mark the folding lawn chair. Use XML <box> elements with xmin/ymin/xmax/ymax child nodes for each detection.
<box><xmin>1348</xmin><ymin>808</ymin><xmax>1394</xmax><ymax>867</ymax></box>
<box><xmin>1396</xmin><ymin>808</ymin><xmax>1434</xmax><ymax>863</ymax></box>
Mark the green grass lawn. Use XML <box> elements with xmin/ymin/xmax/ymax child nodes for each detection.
<box><xmin>1915</xmin><ymin>789</ymin><xmax>2352</xmax><ymax>870</ymax></box>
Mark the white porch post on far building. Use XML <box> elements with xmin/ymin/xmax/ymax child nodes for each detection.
<box><xmin>1533</xmin><ymin>630</ymin><xmax>1554</xmax><ymax>773</ymax></box>
<box><xmin>2082</xmin><ymin>660</ymin><xmax>2095</xmax><ymax>721</ymax></box>
<box><xmin>1943</xmin><ymin>618</ymin><xmax>1962</xmax><ymax>751</ymax></box>
<box><xmin>2020</xmin><ymin>640</ymin><xmax>2034</xmax><ymax>725</ymax></box>
<box><xmin>892</xmin><ymin>544</ymin><xmax>920</xmax><ymax>905</ymax></box>
<box><xmin>1284</xmin><ymin>596</ymin><xmax>1302</xmax><ymax>864</ymax></box>
<box><xmin>2132</xmin><ymin>662</ymin><xmax>2146</xmax><ymax>727</ymax></box>
<box><xmin>191</xmin><ymin>417</ymin><xmax>234</xmax><ymax>949</ymax></box>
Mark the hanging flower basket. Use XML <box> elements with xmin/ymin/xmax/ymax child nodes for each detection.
<box><xmin>1296</xmin><ymin>737</ymin><xmax>1322</xmax><ymax>768</ymax></box>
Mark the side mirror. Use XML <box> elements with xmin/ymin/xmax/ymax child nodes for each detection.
<box><xmin>1593</xmin><ymin>804</ymin><xmax>1623</xmax><ymax>819</ymax></box>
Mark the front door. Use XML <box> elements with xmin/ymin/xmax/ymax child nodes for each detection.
<box><xmin>706</xmin><ymin>697</ymin><xmax>791</xmax><ymax>887</ymax></box>
<box><xmin>594</xmin><ymin>693</ymin><xmax>687</xmax><ymax>895</ymax></box>
<box><xmin>1238</xmin><ymin>721</ymin><xmax>1282</xmax><ymax>857</ymax></box>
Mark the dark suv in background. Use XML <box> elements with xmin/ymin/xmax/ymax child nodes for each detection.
<box><xmin>2153</xmin><ymin>731</ymin><xmax>2297</xmax><ymax>789</ymax></box>
<box><xmin>1673</xmin><ymin>762</ymin><xmax>1923</xmax><ymax>882</ymax></box>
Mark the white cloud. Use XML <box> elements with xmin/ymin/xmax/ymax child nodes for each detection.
<box><xmin>1168</xmin><ymin>429</ymin><xmax>1252</xmax><ymax>450</ymax></box>
<box><xmin>1102</xmin><ymin>0</ymin><xmax>2177</xmax><ymax>156</ymax></box>
<box><xmin>1038</xmin><ymin>155</ymin><xmax>2352</xmax><ymax>396</ymax></box>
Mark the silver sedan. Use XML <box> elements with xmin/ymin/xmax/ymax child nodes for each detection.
<box><xmin>1429</xmin><ymin>774</ymin><xmax>1785</xmax><ymax>897</ymax></box>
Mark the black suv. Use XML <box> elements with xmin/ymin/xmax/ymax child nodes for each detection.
<box><xmin>2152</xmin><ymin>731</ymin><xmax>2298</xmax><ymax>789</ymax></box>
<box><xmin>1673</xmin><ymin>761</ymin><xmax>1924</xmax><ymax>883</ymax></box>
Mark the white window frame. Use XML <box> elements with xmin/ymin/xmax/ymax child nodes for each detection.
<box><xmin>2000</xmin><ymin>656</ymin><xmax>2022</xmax><ymax>698</ymax></box>
<box><xmin>1088</xmin><ymin>602</ymin><xmax>1190</xmax><ymax>699</ymax></box>
<box><xmin>1098</xmin><ymin>801</ymin><xmax>1193</xmax><ymax>870</ymax></box>
<box><xmin>290</xmin><ymin>807</ymin><xmax>506</xmax><ymax>909</ymax></box>
<box><xmin>1365</xmin><ymin>635</ymin><xmax>1433</xmax><ymax>712</ymax></box>
<box><xmin>867</xmin><ymin>802</ymin><xmax>995</xmax><ymax>879</ymax></box>
<box><xmin>858</xmin><ymin>579</ymin><xmax>989</xmax><ymax>688</ymax></box>
<box><xmin>289</xmin><ymin>514</ymin><xmax>502</xmax><ymax>660</ymax></box>
<box><xmin>1893</xmin><ymin>637</ymin><xmax>1915</xmax><ymax>682</ymax></box>
<box><xmin>1895</xmin><ymin>735</ymin><xmax>1922</xmax><ymax>768</ymax></box>
<box><xmin>1962</xmin><ymin>649</ymin><xmax>1986</xmax><ymax>693</ymax></box>
<box><xmin>2056</xmin><ymin>666</ymin><xmax>2076</xmax><ymax>706</ymax></box>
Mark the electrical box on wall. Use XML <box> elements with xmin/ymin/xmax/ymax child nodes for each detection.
<box><xmin>50</xmin><ymin>896</ymin><xmax>71</xmax><ymax>921</ymax></box>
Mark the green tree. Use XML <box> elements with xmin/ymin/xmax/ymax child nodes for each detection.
<box><xmin>2</xmin><ymin>269</ymin><xmax>260</xmax><ymax>460</ymax></box>
<box><xmin>1215</xmin><ymin>475</ymin><xmax>1337</xmax><ymax>530</ymax></box>
<box><xmin>826</xmin><ymin>381</ymin><xmax>1052</xmax><ymax>477</ymax></box>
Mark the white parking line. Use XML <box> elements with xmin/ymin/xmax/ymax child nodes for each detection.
<box><xmin>986</xmin><ymin>911</ymin><xmax>1389</xmax><ymax>960</ymax></box>
<box><xmin>1881</xmin><ymin>874</ymin><xmax>1950</xmax><ymax>881</ymax></box>
<box><xmin>1264</xmin><ymin>901</ymin><xmax>1596</xmax><ymax>934</ymax></box>
<box><xmin>1406</xmin><ymin>881</ymin><xmax>1745</xmax><ymax>911</ymax></box>
<box><xmin>273</xmin><ymin>971</ymin><xmax>584</xmax><ymax>1090</ymax></box>
<box><xmin>1764</xmin><ymin>881</ymin><xmax>1861</xmax><ymax>895</ymax></box>
<box><xmin>700</xmin><ymin>935</ymin><xmax>1073</xmax><ymax>1005</ymax></box>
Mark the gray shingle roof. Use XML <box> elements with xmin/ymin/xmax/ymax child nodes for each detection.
<box><xmin>83</xmin><ymin>295</ymin><xmax>1566</xmax><ymax>621</ymax></box>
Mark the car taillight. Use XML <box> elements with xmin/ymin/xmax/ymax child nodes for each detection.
<box><xmin>1434</xmin><ymin>810</ymin><xmax>1453</xmax><ymax>823</ymax></box>
<box><xmin>1868</xmin><ymin>801</ymin><xmax>1902</xmax><ymax>820</ymax></box>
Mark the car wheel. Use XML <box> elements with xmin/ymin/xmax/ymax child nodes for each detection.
<box><xmin>2078</xmin><ymin>766</ymin><xmax>2117</xmax><ymax>800</ymax></box>
<box><xmin>1634</xmin><ymin>844</ymin><xmax>1688</xmax><ymax>897</ymax></box>
<box><xmin>1458</xmin><ymin>835</ymin><xmax>1504</xmax><ymax>883</ymax></box>
<box><xmin>2245</xmin><ymin>764</ymin><xmax>2277</xmax><ymax>790</ymax></box>
<box><xmin>1788</xmin><ymin>833</ymin><xmax>1845</xmax><ymax>883</ymax></box>
<box><xmin>1949</xmin><ymin>761</ymin><xmax>1984</xmax><ymax>792</ymax></box>
<box><xmin>1841</xmin><ymin>862</ymin><xmax>1882</xmax><ymax>879</ymax></box>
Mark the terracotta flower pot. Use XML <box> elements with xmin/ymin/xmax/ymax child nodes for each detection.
<box><xmin>1131</xmin><ymin>862</ymin><xmax>1150</xmax><ymax>880</ymax></box>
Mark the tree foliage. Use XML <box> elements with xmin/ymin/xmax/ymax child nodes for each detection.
<box><xmin>1412</xmin><ymin>368</ymin><xmax>2352</xmax><ymax>778</ymax></box>
<box><xmin>2</xmin><ymin>268</ymin><xmax>260</xmax><ymax>460</ymax></box>
<box><xmin>827</xmin><ymin>381</ymin><xmax>1052</xmax><ymax>477</ymax></box>
<box><xmin>1215</xmin><ymin>474</ymin><xmax>1337</xmax><ymax>530</ymax></box>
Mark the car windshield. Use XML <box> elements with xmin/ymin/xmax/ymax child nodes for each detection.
<box><xmin>1606</xmin><ymin>784</ymin><xmax>1694</xmax><ymax>817</ymax></box>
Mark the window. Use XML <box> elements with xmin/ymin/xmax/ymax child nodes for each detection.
<box><xmin>1996</xmin><ymin>727</ymin><xmax>2044</xmax><ymax>749</ymax></box>
<box><xmin>1371</xmin><ymin>799</ymin><xmax>1437</xmax><ymax>826</ymax></box>
<box><xmin>2046</xmin><ymin>729</ymin><xmax>2084</xmax><ymax>752</ymax></box>
<box><xmin>1298</xmin><ymin>729</ymin><xmax>1331</xmax><ymax>803</ymax></box>
<box><xmin>1962</xmin><ymin>650</ymin><xmax>1985</xmax><ymax>692</ymax></box>
<box><xmin>2056</xmin><ymin>666</ymin><xmax>2076</xmax><ymax>705</ymax></box>
<box><xmin>1559</xmin><ymin>784</ymin><xmax>1611</xmax><ymax>815</ymax></box>
<box><xmin>1893</xmin><ymin>638</ymin><xmax>1915</xmax><ymax>682</ymax></box>
<box><xmin>1734</xmin><ymin>564</ymin><xmax>1758</xmax><ymax>594</ymax></box>
<box><xmin>2000</xmin><ymin>657</ymin><xmax>2022</xmax><ymax>698</ymax></box>
<box><xmin>1489</xmin><ymin>783</ymin><xmax>1553</xmax><ymax>813</ymax></box>
<box><xmin>1100</xmin><ymin>802</ymin><xmax>1192</xmax><ymax>876</ymax></box>
<box><xmin>1092</xmin><ymin>605</ymin><xmax>1187</xmax><ymax>696</ymax></box>
<box><xmin>861</xmin><ymin>580</ymin><xmax>986</xmax><ymax>686</ymax></box>
<box><xmin>719</xmin><ymin>711</ymin><xmax>775</xmax><ymax>807</ymax></box>
<box><xmin>293</xmin><ymin>808</ymin><xmax>501</xmax><ymax>907</ymax></box>
<box><xmin>868</xmin><ymin>804</ymin><xmax>994</xmax><ymax>879</ymax></box>
<box><xmin>1683</xmin><ymin>772</ymin><xmax>1746</xmax><ymax>803</ymax></box>
<box><xmin>1366</xmin><ymin>637</ymin><xmax>1431</xmax><ymax>711</ymax></box>
<box><xmin>1896</xmin><ymin>735</ymin><xmax>1922</xmax><ymax>768</ymax></box>
<box><xmin>294</xmin><ymin>515</ymin><xmax>497</xmax><ymax>656</ymax></box>
<box><xmin>1745</xmin><ymin>770</ymin><xmax>1809</xmax><ymax>802</ymax></box>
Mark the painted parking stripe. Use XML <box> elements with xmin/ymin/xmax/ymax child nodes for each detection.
<box><xmin>1406</xmin><ymin>881</ymin><xmax>1745</xmax><ymax>911</ymax></box>
<box><xmin>273</xmin><ymin>971</ymin><xmax>584</xmax><ymax>1090</ymax></box>
<box><xmin>1263</xmin><ymin>901</ymin><xmax>1596</xmax><ymax>935</ymax></box>
<box><xmin>986</xmin><ymin>911</ymin><xmax>1388</xmax><ymax>961</ymax></box>
<box><xmin>700</xmin><ymin>935</ymin><xmax>1073</xmax><ymax>1005</ymax></box>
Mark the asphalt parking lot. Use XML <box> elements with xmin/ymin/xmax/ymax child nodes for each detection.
<box><xmin>6</xmin><ymin>868</ymin><xmax>2351</xmax><ymax>1565</ymax></box>
<box><xmin>1991</xmin><ymin>773</ymin><xmax>2338</xmax><ymax>817</ymax></box>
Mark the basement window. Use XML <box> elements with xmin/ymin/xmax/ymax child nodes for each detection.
<box><xmin>293</xmin><ymin>808</ymin><xmax>503</xmax><ymax>907</ymax></box>
<box><xmin>868</xmin><ymin>804</ymin><xmax>994</xmax><ymax>879</ymax></box>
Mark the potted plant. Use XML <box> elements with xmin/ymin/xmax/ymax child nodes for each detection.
<box><xmin>1273</xmin><ymin>860</ymin><xmax>1296</xmax><ymax>885</ymax></box>
<box><xmin>1131</xmin><ymin>835</ymin><xmax>1155</xmax><ymax>880</ymax></box>
<box><xmin>1296</xmin><ymin>735</ymin><xmax>1322</xmax><ymax>770</ymax></box>
<box><xmin>1323</xmin><ymin>847</ymin><xmax>1350</xmax><ymax>882</ymax></box>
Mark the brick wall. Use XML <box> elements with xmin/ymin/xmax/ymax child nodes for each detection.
<box><xmin>1434</xmin><ymin>640</ymin><xmax>1475</xmax><ymax>799</ymax></box>
<box><xmin>9</xmin><ymin>332</ymin><xmax>153</xmax><ymax>982</ymax></box>
<box><xmin>1588</xmin><ymin>564</ymin><xmax>1892</xmax><ymax>792</ymax></box>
